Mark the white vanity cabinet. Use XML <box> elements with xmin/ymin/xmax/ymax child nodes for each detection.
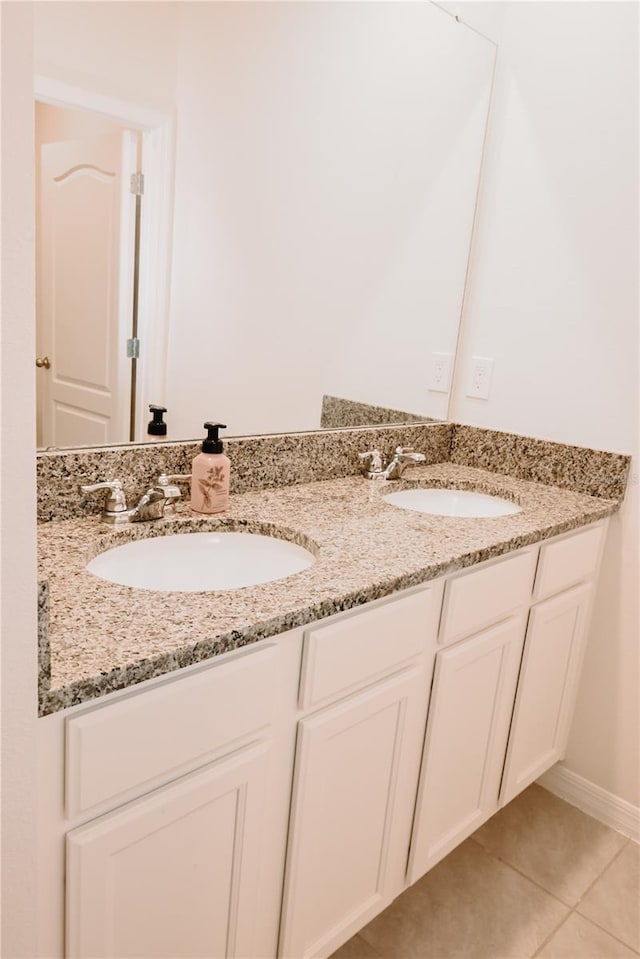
<box><xmin>278</xmin><ymin>584</ymin><xmax>443</xmax><ymax>959</ymax></box>
<box><xmin>407</xmin><ymin>550</ymin><xmax>538</xmax><ymax>882</ymax></box>
<box><xmin>407</xmin><ymin>614</ymin><xmax>528</xmax><ymax>881</ymax></box>
<box><xmin>63</xmin><ymin>639</ymin><xmax>302</xmax><ymax>959</ymax></box>
<box><xmin>499</xmin><ymin>522</ymin><xmax>606</xmax><ymax>805</ymax></box>
<box><xmin>40</xmin><ymin>636</ymin><xmax>304</xmax><ymax>959</ymax></box>
<box><xmin>36</xmin><ymin>519</ymin><xmax>608</xmax><ymax>959</ymax></box>
<box><xmin>408</xmin><ymin>522</ymin><xmax>606</xmax><ymax>886</ymax></box>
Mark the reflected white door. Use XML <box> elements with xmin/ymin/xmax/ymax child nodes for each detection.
<box><xmin>38</xmin><ymin>131</ymin><xmax>137</xmax><ymax>447</ymax></box>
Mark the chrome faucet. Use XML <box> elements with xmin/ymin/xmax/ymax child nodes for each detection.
<box><xmin>358</xmin><ymin>449</ymin><xmax>385</xmax><ymax>479</ymax></box>
<box><xmin>358</xmin><ymin>446</ymin><xmax>426</xmax><ymax>481</ymax></box>
<box><xmin>80</xmin><ymin>474</ymin><xmax>191</xmax><ymax>524</ymax></box>
<box><xmin>382</xmin><ymin>446</ymin><xmax>426</xmax><ymax>479</ymax></box>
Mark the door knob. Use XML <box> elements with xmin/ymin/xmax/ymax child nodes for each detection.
<box><xmin>36</xmin><ymin>356</ymin><xmax>51</xmax><ymax>369</ymax></box>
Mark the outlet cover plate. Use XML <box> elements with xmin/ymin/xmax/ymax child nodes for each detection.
<box><xmin>467</xmin><ymin>356</ymin><xmax>494</xmax><ymax>400</ymax></box>
<box><xmin>427</xmin><ymin>352</ymin><xmax>453</xmax><ymax>393</ymax></box>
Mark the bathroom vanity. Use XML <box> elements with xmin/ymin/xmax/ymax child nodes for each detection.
<box><xmin>35</xmin><ymin>428</ymin><xmax>625</xmax><ymax>959</ymax></box>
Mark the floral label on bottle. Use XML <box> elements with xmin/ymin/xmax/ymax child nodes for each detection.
<box><xmin>197</xmin><ymin>465</ymin><xmax>227</xmax><ymax>511</ymax></box>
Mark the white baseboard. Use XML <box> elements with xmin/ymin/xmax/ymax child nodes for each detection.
<box><xmin>538</xmin><ymin>764</ymin><xmax>640</xmax><ymax>842</ymax></box>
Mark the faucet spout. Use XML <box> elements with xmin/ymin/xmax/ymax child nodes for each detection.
<box><xmin>357</xmin><ymin>446</ymin><xmax>426</xmax><ymax>481</ymax></box>
<box><xmin>383</xmin><ymin>447</ymin><xmax>426</xmax><ymax>480</ymax></box>
<box><xmin>129</xmin><ymin>488</ymin><xmax>167</xmax><ymax>522</ymax></box>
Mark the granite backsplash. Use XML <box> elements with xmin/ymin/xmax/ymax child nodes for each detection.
<box><xmin>36</xmin><ymin>422</ymin><xmax>631</xmax><ymax>523</ymax></box>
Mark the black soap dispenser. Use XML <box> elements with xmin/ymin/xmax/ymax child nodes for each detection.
<box><xmin>190</xmin><ymin>422</ymin><xmax>230</xmax><ymax>514</ymax></box>
<box><xmin>147</xmin><ymin>405</ymin><xmax>168</xmax><ymax>438</ymax></box>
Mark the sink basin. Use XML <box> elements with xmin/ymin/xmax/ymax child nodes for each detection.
<box><xmin>86</xmin><ymin>531</ymin><xmax>316</xmax><ymax>592</ymax></box>
<box><xmin>383</xmin><ymin>488</ymin><xmax>522</xmax><ymax>518</ymax></box>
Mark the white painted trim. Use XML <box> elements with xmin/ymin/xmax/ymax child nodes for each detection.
<box><xmin>116</xmin><ymin>130</ymin><xmax>140</xmax><ymax>441</ymax></box>
<box><xmin>446</xmin><ymin>42</ymin><xmax>498</xmax><ymax>422</ymax></box>
<box><xmin>34</xmin><ymin>76</ymin><xmax>168</xmax><ymax>131</ymax></box>
<box><xmin>135</xmin><ymin>118</ymin><xmax>176</xmax><ymax>439</ymax></box>
<box><xmin>538</xmin><ymin>764</ymin><xmax>640</xmax><ymax>842</ymax></box>
<box><xmin>34</xmin><ymin>76</ymin><xmax>175</xmax><ymax>442</ymax></box>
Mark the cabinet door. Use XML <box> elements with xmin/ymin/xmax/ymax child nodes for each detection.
<box><xmin>408</xmin><ymin>616</ymin><xmax>526</xmax><ymax>884</ymax></box>
<box><xmin>279</xmin><ymin>666</ymin><xmax>428</xmax><ymax>959</ymax></box>
<box><xmin>66</xmin><ymin>742</ymin><xmax>270</xmax><ymax>959</ymax></box>
<box><xmin>500</xmin><ymin>583</ymin><xmax>593</xmax><ymax>805</ymax></box>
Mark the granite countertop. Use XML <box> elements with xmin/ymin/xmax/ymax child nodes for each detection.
<box><xmin>37</xmin><ymin>463</ymin><xmax>619</xmax><ymax>715</ymax></box>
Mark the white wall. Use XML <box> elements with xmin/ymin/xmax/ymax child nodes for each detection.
<box><xmin>166</xmin><ymin>2</ymin><xmax>495</xmax><ymax>438</ymax></box>
<box><xmin>33</xmin><ymin>1</ymin><xmax>179</xmax><ymax>115</ymax></box>
<box><xmin>0</xmin><ymin>4</ymin><xmax>39</xmax><ymax>955</ymax></box>
<box><xmin>449</xmin><ymin>2</ymin><xmax>639</xmax><ymax>808</ymax></box>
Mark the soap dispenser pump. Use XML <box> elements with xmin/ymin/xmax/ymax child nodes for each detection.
<box><xmin>190</xmin><ymin>422</ymin><xmax>230</xmax><ymax>514</ymax></box>
<box><xmin>147</xmin><ymin>404</ymin><xmax>168</xmax><ymax>438</ymax></box>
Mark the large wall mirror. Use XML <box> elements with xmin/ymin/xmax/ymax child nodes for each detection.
<box><xmin>33</xmin><ymin>1</ymin><xmax>496</xmax><ymax>449</ymax></box>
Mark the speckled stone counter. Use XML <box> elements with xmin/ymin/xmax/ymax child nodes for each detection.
<box><xmin>36</xmin><ymin>422</ymin><xmax>451</xmax><ymax>522</ymax></box>
<box><xmin>37</xmin><ymin>463</ymin><xmax>621</xmax><ymax>716</ymax></box>
<box><xmin>450</xmin><ymin>425</ymin><xmax>631</xmax><ymax>500</ymax></box>
<box><xmin>320</xmin><ymin>394</ymin><xmax>433</xmax><ymax>428</ymax></box>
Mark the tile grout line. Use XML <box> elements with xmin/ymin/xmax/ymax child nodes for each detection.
<box><xmin>473</xmin><ymin>837</ymin><xmax>638</xmax><ymax>957</ymax></box>
<box><xmin>356</xmin><ymin>928</ymin><xmax>385</xmax><ymax>958</ymax></box>
<box><xmin>571</xmin><ymin>839</ymin><xmax>640</xmax><ymax>952</ymax></box>
<box><xmin>531</xmin><ymin>908</ymin><xmax>640</xmax><ymax>958</ymax></box>
<box><xmin>571</xmin><ymin>838</ymin><xmax>630</xmax><ymax>908</ymax></box>
<box><xmin>338</xmin><ymin>834</ymin><xmax>637</xmax><ymax>959</ymax></box>
<box><xmin>469</xmin><ymin>830</ymin><xmax>629</xmax><ymax>911</ymax></box>
<box><xmin>468</xmin><ymin>836</ymin><xmax>578</xmax><ymax>909</ymax></box>
<box><xmin>530</xmin><ymin>908</ymin><xmax>575</xmax><ymax>958</ymax></box>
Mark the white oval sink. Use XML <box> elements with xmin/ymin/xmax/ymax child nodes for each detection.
<box><xmin>86</xmin><ymin>531</ymin><xmax>315</xmax><ymax>592</ymax></box>
<box><xmin>383</xmin><ymin>488</ymin><xmax>521</xmax><ymax>518</ymax></box>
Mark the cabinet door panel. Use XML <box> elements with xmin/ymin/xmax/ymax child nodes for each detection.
<box><xmin>66</xmin><ymin>743</ymin><xmax>269</xmax><ymax>959</ymax></box>
<box><xmin>500</xmin><ymin>583</ymin><xmax>593</xmax><ymax>805</ymax></box>
<box><xmin>408</xmin><ymin>616</ymin><xmax>526</xmax><ymax>884</ymax></box>
<box><xmin>280</xmin><ymin>667</ymin><xmax>426</xmax><ymax>959</ymax></box>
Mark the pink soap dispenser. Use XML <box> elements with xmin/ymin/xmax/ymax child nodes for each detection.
<box><xmin>190</xmin><ymin>422</ymin><xmax>230</xmax><ymax>514</ymax></box>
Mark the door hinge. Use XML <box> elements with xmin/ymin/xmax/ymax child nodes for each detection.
<box><xmin>130</xmin><ymin>172</ymin><xmax>145</xmax><ymax>196</ymax></box>
<box><xmin>126</xmin><ymin>337</ymin><xmax>141</xmax><ymax>359</ymax></box>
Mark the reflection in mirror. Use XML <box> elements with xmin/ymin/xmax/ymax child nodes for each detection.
<box><xmin>34</xmin><ymin>1</ymin><xmax>496</xmax><ymax>449</ymax></box>
<box><xmin>35</xmin><ymin>103</ymin><xmax>141</xmax><ymax>447</ymax></box>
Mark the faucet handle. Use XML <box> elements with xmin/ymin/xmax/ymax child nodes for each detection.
<box><xmin>358</xmin><ymin>449</ymin><xmax>384</xmax><ymax>475</ymax></box>
<box><xmin>157</xmin><ymin>473</ymin><xmax>192</xmax><ymax>485</ymax></box>
<box><xmin>80</xmin><ymin>480</ymin><xmax>128</xmax><ymax>513</ymax></box>
<box><xmin>358</xmin><ymin>450</ymin><xmax>384</xmax><ymax>479</ymax></box>
<box><xmin>154</xmin><ymin>473</ymin><xmax>192</xmax><ymax>506</ymax></box>
<box><xmin>396</xmin><ymin>446</ymin><xmax>426</xmax><ymax>460</ymax></box>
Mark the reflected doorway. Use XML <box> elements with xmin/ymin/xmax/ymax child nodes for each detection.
<box><xmin>35</xmin><ymin>102</ymin><xmax>142</xmax><ymax>448</ymax></box>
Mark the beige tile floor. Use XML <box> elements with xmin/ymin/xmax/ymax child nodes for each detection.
<box><xmin>331</xmin><ymin>784</ymin><xmax>640</xmax><ymax>959</ymax></box>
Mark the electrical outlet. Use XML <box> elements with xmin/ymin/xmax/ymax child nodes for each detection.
<box><xmin>467</xmin><ymin>356</ymin><xmax>494</xmax><ymax>399</ymax></box>
<box><xmin>427</xmin><ymin>352</ymin><xmax>453</xmax><ymax>393</ymax></box>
